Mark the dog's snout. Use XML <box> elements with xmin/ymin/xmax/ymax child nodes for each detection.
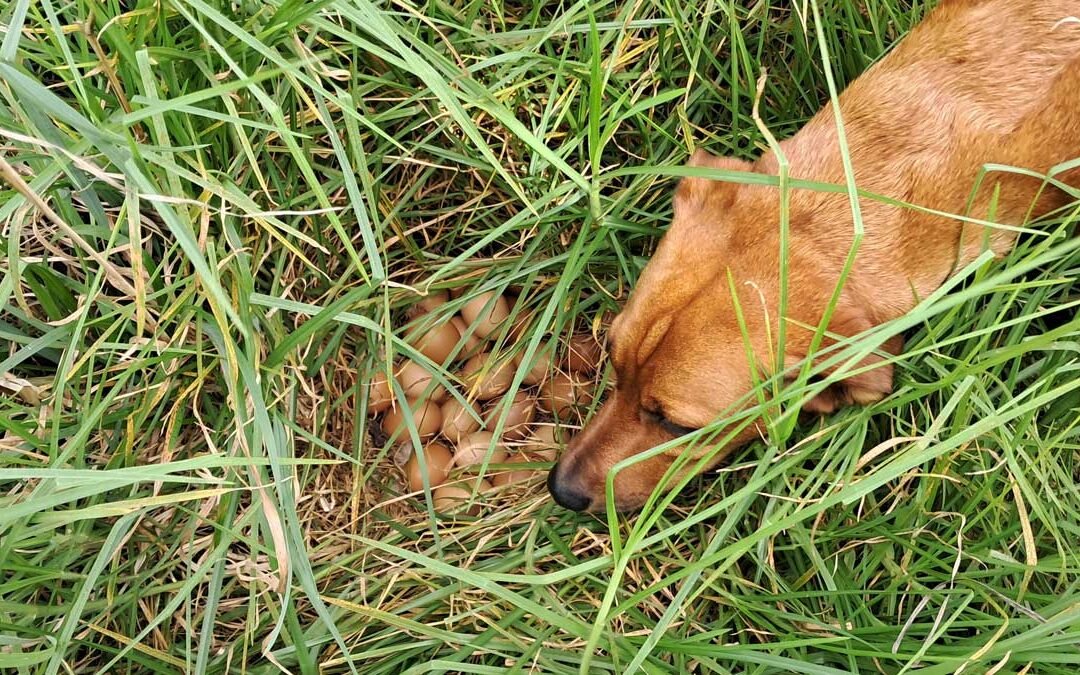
<box><xmin>547</xmin><ymin>462</ymin><xmax>591</xmax><ymax>511</ymax></box>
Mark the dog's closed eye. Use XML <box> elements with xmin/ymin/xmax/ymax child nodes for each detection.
<box><xmin>642</xmin><ymin>406</ymin><xmax>698</xmax><ymax>436</ymax></box>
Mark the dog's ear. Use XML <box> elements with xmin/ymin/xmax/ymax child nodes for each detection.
<box><xmin>674</xmin><ymin>150</ymin><xmax>753</xmax><ymax>214</ymax></box>
<box><xmin>786</xmin><ymin>303</ymin><xmax>903</xmax><ymax>414</ymax></box>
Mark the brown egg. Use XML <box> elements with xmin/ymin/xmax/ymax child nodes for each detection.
<box><xmin>483</xmin><ymin>391</ymin><xmax>536</xmax><ymax>440</ymax></box>
<box><xmin>460</xmin><ymin>291</ymin><xmax>509</xmax><ymax>340</ymax></box>
<box><xmin>513</xmin><ymin>344</ymin><xmax>554</xmax><ymax>386</ymax></box>
<box><xmin>453</xmin><ymin>431</ymin><xmax>507</xmax><ymax>468</ymax></box>
<box><xmin>529</xmin><ymin>424</ymin><xmax>561</xmax><ymax>447</ymax></box>
<box><xmin>566</xmin><ymin>333</ymin><xmax>602</xmax><ymax>374</ymax></box>
<box><xmin>395</xmin><ymin>360</ymin><xmax>448</xmax><ymax>403</ymax></box>
<box><xmin>450</xmin><ymin>317</ymin><xmax>482</xmax><ymax>355</ymax></box>
<box><xmin>406</xmin><ymin>320</ymin><xmax>460</xmax><ymax>365</ymax></box>
<box><xmin>405</xmin><ymin>443</ymin><xmax>454</xmax><ymax>491</ymax></box>
<box><xmin>433</xmin><ymin>484</ymin><xmax>483</xmax><ymax>515</ymax></box>
<box><xmin>441</xmin><ymin>397</ymin><xmax>482</xmax><ymax>443</ymax></box>
<box><xmin>508</xmin><ymin>309</ymin><xmax>535</xmax><ymax>342</ymax></box>
<box><xmin>492</xmin><ymin>454</ymin><xmax>542</xmax><ymax>487</ymax></box>
<box><xmin>367</xmin><ymin>371</ymin><xmax>393</xmax><ymax>414</ymax></box>
<box><xmin>528</xmin><ymin>424</ymin><xmax>564</xmax><ymax>461</ymax></box>
<box><xmin>407</xmin><ymin>290</ymin><xmax>450</xmax><ymax>318</ymax></box>
<box><xmin>529</xmin><ymin>428</ymin><xmax>562</xmax><ymax>456</ymax></box>
<box><xmin>382</xmin><ymin>398</ymin><xmax>442</xmax><ymax>442</ymax></box>
<box><xmin>461</xmin><ymin>352</ymin><xmax>515</xmax><ymax>400</ymax></box>
<box><xmin>529</xmin><ymin>446</ymin><xmax>558</xmax><ymax>462</ymax></box>
<box><xmin>538</xmin><ymin>373</ymin><xmax>591</xmax><ymax>418</ymax></box>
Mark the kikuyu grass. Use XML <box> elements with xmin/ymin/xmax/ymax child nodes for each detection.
<box><xmin>1</xmin><ymin>0</ymin><xmax>1078</xmax><ymax>673</ymax></box>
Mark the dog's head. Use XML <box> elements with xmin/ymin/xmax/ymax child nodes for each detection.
<box><xmin>547</xmin><ymin>150</ymin><xmax>897</xmax><ymax>512</ymax></box>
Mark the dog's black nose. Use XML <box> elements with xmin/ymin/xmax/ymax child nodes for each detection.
<box><xmin>547</xmin><ymin>463</ymin><xmax>591</xmax><ymax>511</ymax></box>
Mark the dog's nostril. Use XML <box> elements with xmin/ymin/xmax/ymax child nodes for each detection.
<box><xmin>547</xmin><ymin>463</ymin><xmax>591</xmax><ymax>512</ymax></box>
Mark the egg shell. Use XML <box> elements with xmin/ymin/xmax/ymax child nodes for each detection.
<box><xmin>450</xmin><ymin>316</ymin><xmax>482</xmax><ymax>355</ymax></box>
<box><xmin>483</xmin><ymin>391</ymin><xmax>536</xmax><ymax>440</ymax></box>
<box><xmin>395</xmin><ymin>360</ymin><xmax>448</xmax><ymax>403</ymax></box>
<box><xmin>507</xmin><ymin>309</ymin><xmax>535</xmax><ymax>342</ymax></box>
<box><xmin>407</xmin><ymin>320</ymin><xmax>460</xmax><ymax>365</ymax></box>
<box><xmin>381</xmin><ymin>398</ymin><xmax>442</xmax><ymax>442</ymax></box>
<box><xmin>566</xmin><ymin>333</ymin><xmax>602</xmax><ymax>374</ymax></box>
<box><xmin>367</xmin><ymin>371</ymin><xmax>393</xmax><ymax>415</ymax></box>
<box><xmin>434</xmin><ymin>479</ymin><xmax>494</xmax><ymax>516</ymax></box>
<box><xmin>441</xmin><ymin>397</ymin><xmax>482</xmax><ymax>443</ymax></box>
<box><xmin>538</xmin><ymin>373</ymin><xmax>590</xmax><ymax>418</ymax></box>
<box><xmin>528</xmin><ymin>446</ymin><xmax>558</xmax><ymax>462</ymax></box>
<box><xmin>513</xmin><ymin>345</ymin><xmax>554</xmax><ymax>386</ymax></box>
<box><xmin>529</xmin><ymin>424</ymin><xmax>562</xmax><ymax>447</ymax></box>
<box><xmin>405</xmin><ymin>443</ymin><xmax>454</xmax><ymax>491</ymax></box>
<box><xmin>492</xmin><ymin>454</ymin><xmax>542</xmax><ymax>487</ymax></box>
<box><xmin>407</xmin><ymin>290</ymin><xmax>450</xmax><ymax>318</ymax></box>
<box><xmin>453</xmin><ymin>432</ymin><xmax>507</xmax><ymax>468</ymax></box>
<box><xmin>461</xmin><ymin>352</ymin><xmax>515</xmax><ymax>400</ymax></box>
<box><xmin>460</xmin><ymin>291</ymin><xmax>510</xmax><ymax>340</ymax></box>
<box><xmin>528</xmin><ymin>424</ymin><xmax>564</xmax><ymax>460</ymax></box>
<box><xmin>433</xmin><ymin>484</ymin><xmax>483</xmax><ymax>515</ymax></box>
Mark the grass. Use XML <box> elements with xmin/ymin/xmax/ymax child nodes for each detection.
<box><xmin>1</xmin><ymin>0</ymin><xmax>1079</xmax><ymax>672</ymax></box>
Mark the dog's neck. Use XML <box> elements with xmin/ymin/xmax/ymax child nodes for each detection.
<box><xmin>747</xmin><ymin>17</ymin><xmax>1080</xmax><ymax>323</ymax></box>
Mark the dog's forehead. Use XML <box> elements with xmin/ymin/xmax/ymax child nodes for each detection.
<box><xmin>638</xmin><ymin>313</ymin><xmax>751</xmax><ymax>423</ymax></box>
<box><xmin>610</xmin><ymin>179</ymin><xmax>778</xmax><ymax>375</ymax></box>
<box><xmin>614</xmin><ymin>290</ymin><xmax>749</xmax><ymax>403</ymax></box>
<box><xmin>611</xmin><ymin>241</ymin><xmax>724</xmax><ymax>368</ymax></box>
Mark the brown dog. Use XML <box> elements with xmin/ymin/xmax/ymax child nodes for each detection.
<box><xmin>548</xmin><ymin>0</ymin><xmax>1080</xmax><ymax>512</ymax></box>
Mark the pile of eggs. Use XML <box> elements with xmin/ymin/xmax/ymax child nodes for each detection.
<box><xmin>365</xmin><ymin>289</ymin><xmax>600</xmax><ymax>514</ymax></box>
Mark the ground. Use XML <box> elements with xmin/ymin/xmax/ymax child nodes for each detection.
<box><xmin>1</xmin><ymin>0</ymin><xmax>1079</xmax><ymax>673</ymax></box>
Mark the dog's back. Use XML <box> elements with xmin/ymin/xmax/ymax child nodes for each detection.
<box><xmin>760</xmin><ymin>0</ymin><xmax>1080</xmax><ymax>319</ymax></box>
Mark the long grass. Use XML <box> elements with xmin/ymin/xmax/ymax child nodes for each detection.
<box><xmin>1</xmin><ymin>0</ymin><xmax>1078</xmax><ymax>673</ymax></box>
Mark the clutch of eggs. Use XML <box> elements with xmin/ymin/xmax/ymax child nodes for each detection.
<box><xmin>365</xmin><ymin>287</ymin><xmax>603</xmax><ymax>513</ymax></box>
